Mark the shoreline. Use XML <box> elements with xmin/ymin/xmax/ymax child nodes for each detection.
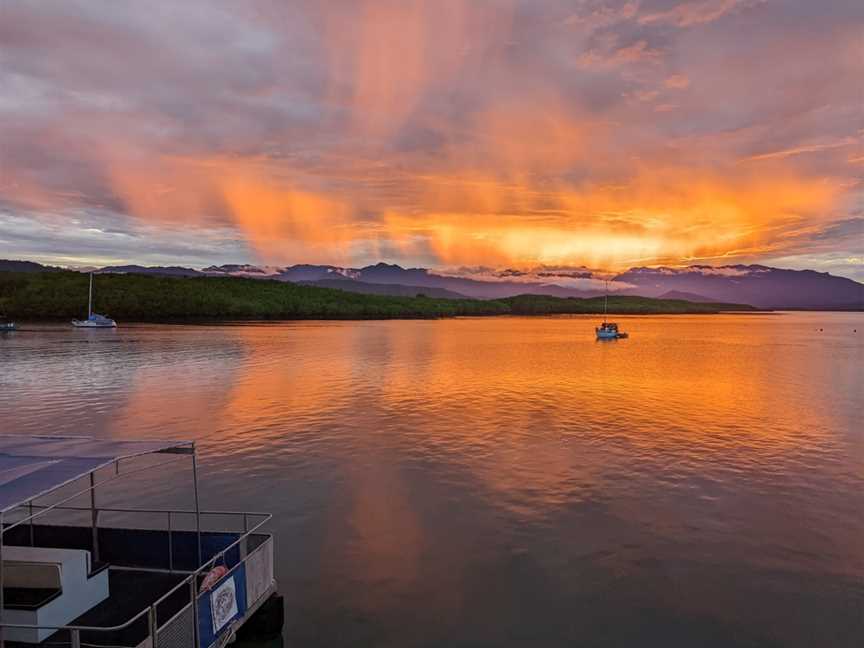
<box><xmin>1</xmin><ymin>270</ymin><xmax>762</xmax><ymax>321</ymax></box>
<box><xmin>24</xmin><ymin>312</ymin><xmax>862</xmax><ymax>330</ymax></box>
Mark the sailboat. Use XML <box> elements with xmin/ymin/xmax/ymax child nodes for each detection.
<box><xmin>595</xmin><ymin>281</ymin><xmax>627</xmax><ymax>340</ymax></box>
<box><xmin>71</xmin><ymin>273</ymin><xmax>117</xmax><ymax>328</ymax></box>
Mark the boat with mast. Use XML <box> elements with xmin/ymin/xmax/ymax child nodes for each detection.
<box><xmin>71</xmin><ymin>273</ymin><xmax>117</xmax><ymax>328</ymax></box>
<box><xmin>0</xmin><ymin>435</ymin><xmax>283</xmax><ymax>648</ymax></box>
<box><xmin>595</xmin><ymin>281</ymin><xmax>628</xmax><ymax>340</ymax></box>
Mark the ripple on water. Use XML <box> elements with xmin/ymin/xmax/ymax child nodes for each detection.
<box><xmin>1</xmin><ymin>315</ymin><xmax>862</xmax><ymax>647</ymax></box>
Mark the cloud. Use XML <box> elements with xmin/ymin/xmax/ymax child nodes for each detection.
<box><xmin>0</xmin><ymin>207</ymin><xmax>247</xmax><ymax>267</ymax></box>
<box><xmin>638</xmin><ymin>0</ymin><xmax>761</xmax><ymax>27</ymax></box>
<box><xmin>576</xmin><ymin>39</ymin><xmax>664</xmax><ymax>69</ymax></box>
<box><xmin>664</xmin><ymin>74</ymin><xmax>690</xmax><ymax>89</ymax></box>
<box><xmin>744</xmin><ymin>137</ymin><xmax>856</xmax><ymax>161</ymax></box>
<box><xmin>441</xmin><ymin>266</ymin><xmax>635</xmax><ymax>291</ymax></box>
<box><xmin>0</xmin><ymin>0</ymin><xmax>860</xmax><ymax>278</ymax></box>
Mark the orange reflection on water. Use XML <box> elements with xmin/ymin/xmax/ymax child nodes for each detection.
<box><xmin>63</xmin><ymin>315</ymin><xmax>861</xmax><ymax>581</ymax></box>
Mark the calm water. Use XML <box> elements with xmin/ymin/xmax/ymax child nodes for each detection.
<box><xmin>2</xmin><ymin>313</ymin><xmax>863</xmax><ymax>647</ymax></box>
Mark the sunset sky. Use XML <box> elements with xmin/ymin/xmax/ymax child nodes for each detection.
<box><xmin>1</xmin><ymin>0</ymin><xmax>862</xmax><ymax>278</ymax></box>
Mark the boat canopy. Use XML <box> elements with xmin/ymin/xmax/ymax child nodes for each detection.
<box><xmin>0</xmin><ymin>435</ymin><xmax>193</xmax><ymax>513</ymax></box>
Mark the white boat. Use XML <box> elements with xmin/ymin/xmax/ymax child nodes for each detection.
<box><xmin>595</xmin><ymin>281</ymin><xmax>628</xmax><ymax>340</ymax></box>
<box><xmin>71</xmin><ymin>273</ymin><xmax>116</xmax><ymax>328</ymax></box>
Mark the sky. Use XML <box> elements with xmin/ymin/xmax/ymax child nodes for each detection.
<box><xmin>1</xmin><ymin>0</ymin><xmax>862</xmax><ymax>279</ymax></box>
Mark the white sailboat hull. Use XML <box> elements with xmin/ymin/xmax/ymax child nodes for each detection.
<box><xmin>71</xmin><ymin>319</ymin><xmax>116</xmax><ymax>328</ymax></box>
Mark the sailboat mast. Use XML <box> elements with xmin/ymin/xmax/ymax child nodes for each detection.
<box><xmin>603</xmin><ymin>280</ymin><xmax>608</xmax><ymax>323</ymax></box>
<box><xmin>88</xmin><ymin>272</ymin><xmax>93</xmax><ymax>317</ymax></box>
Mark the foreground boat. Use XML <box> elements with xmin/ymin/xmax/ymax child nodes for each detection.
<box><xmin>0</xmin><ymin>435</ymin><xmax>282</xmax><ymax>648</ymax></box>
<box><xmin>71</xmin><ymin>274</ymin><xmax>116</xmax><ymax>328</ymax></box>
<box><xmin>0</xmin><ymin>315</ymin><xmax>15</xmax><ymax>332</ymax></box>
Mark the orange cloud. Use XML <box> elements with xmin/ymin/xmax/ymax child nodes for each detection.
<box><xmin>33</xmin><ymin>110</ymin><xmax>837</xmax><ymax>271</ymax></box>
<box><xmin>379</xmin><ymin>165</ymin><xmax>840</xmax><ymax>268</ymax></box>
<box><xmin>105</xmin><ymin>154</ymin><xmax>363</xmax><ymax>263</ymax></box>
<box><xmin>1</xmin><ymin>0</ymin><xmax>856</xmax><ymax>272</ymax></box>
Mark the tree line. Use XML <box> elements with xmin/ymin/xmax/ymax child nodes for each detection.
<box><xmin>0</xmin><ymin>271</ymin><xmax>753</xmax><ymax>321</ymax></box>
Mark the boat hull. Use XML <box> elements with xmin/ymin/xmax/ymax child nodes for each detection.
<box><xmin>596</xmin><ymin>330</ymin><xmax>619</xmax><ymax>339</ymax></box>
<box><xmin>71</xmin><ymin>320</ymin><xmax>116</xmax><ymax>328</ymax></box>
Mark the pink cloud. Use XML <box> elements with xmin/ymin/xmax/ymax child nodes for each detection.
<box><xmin>638</xmin><ymin>0</ymin><xmax>761</xmax><ymax>27</ymax></box>
<box><xmin>664</xmin><ymin>74</ymin><xmax>690</xmax><ymax>89</ymax></box>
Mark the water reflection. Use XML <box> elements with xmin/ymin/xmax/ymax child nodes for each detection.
<box><xmin>1</xmin><ymin>314</ymin><xmax>862</xmax><ymax>646</ymax></box>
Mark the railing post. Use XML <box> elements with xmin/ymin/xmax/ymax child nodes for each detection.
<box><xmin>1</xmin><ymin>510</ymin><xmax>5</xmax><ymax>648</ymax></box>
<box><xmin>149</xmin><ymin>605</ymin><xmax>158</xmax><ymax>648</ymax></box>
<box><xmin>167</xmin><ymin>512</ymin><xmax>173</xmax><ymax>572</ymax></box>
<box><xmin>241</xmin><ymin>513</ymin><xmax>249</xmax><ymax>559</ymax></box>
<box><xmin>192</xmin><ymin>449</ymin><xmax>202</xmax><ymax>568</ymax></box>
<box><xmin>190</xmin><ymin>577</ymin><xmax>200</xmax><ymax>648</ymax></box>
<box><xmin>28</xmin><ymin>501</ymin><xmax>34</xmax><ymax>547</ymax></box>
<box><xmin>71</xmin><ymin>629</ymin><xmax>80</xmax><ymax>648</ymax></box>
<box><xmin>89</xmin><ymin>472</ymin><xmax>99</xmax><ymax>563</ymax></box>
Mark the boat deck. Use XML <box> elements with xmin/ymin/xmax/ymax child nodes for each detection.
<box><xmin>3</xmin><ymin>522</ymin><xmax>273</xmax><ymax>648</ymax></box>
<box><xmin>0</xmin><ymin>437</ymin><xmax>278</xmax><ymax>648</ymax></box>
<box><xmin>7</xmin><ymin>570</ymin><xmax>188</xmax><ymax>648</ymax></box>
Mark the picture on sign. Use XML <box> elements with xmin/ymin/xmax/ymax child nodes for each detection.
<box><xmin>211</xmin><ymin>575</ymin><xmax>239</xmax><ymax>634</ymax></box>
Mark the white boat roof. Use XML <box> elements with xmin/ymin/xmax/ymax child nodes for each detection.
<box><xmin>0</xmin><ymin>435</ymin><xmax>193</xmax><ymax>513</ymax></box>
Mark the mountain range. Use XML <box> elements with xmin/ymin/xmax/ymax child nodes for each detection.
<box><xmin>1</xmin><ymin>259</ymin><xmax>861</xmax><ymax>310</ymax></box>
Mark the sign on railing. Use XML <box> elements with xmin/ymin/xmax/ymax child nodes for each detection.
<box><xmin>194</xmin><ymin>537</ymin><xmax>273</xmax><ymax>648</ymax></box>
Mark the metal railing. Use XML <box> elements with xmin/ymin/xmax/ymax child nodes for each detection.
<box><xmin>14</xmin><ymin>504</ymin><xmax>268</xmax><ymax>573</ymax></box>
<box><xmin>0</xmin><ymin>508</ymin><xmax>275</xmax><ymax>648</ymax></box>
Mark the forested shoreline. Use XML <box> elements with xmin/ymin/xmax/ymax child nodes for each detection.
<box><xmin>0</xmin><ymin>271</ymin><xmax>757</xmax><ymax>321</ymax></box>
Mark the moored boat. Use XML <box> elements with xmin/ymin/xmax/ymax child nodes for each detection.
<box><xmin>71</xmin><ymin>313</ymin><xmax>117</xmax><ymax>328</ymax></box>
<box><xmin>71</xmin><ymin>273</ymin><xmax>117</xmax><ymax>328</ymax></box>
<box><xmin>595</xmin><ymin>281</ymin><xmax>628</xmax><ymax>340</ymax></box>
<box><xmin>596</xmin><ymin>321</ymin><xmax>627</xmax><ymax>339</ymax></box>
<box><xmin>0</xmin><ymin>315</ymin><xmax>15</xmax><ymax>331</ymax></box>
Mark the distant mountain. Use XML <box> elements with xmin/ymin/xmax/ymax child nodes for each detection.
<box><xmin>658</xmin><ymin>290</ymin><xmax>717</xmax><ymax>303</ymax></box>
<box><xmin>2</xmin><ymin>259</ymin><xmax>861</xmax><ymax>310</ymax></box>
<box><xmin>97</xmin><ymin>265</ymin><xmax>201</xmax><ymax>277</ymax></box>
<box><xmin>201</xmin><ymin>261</ymin><xmax>597</xmax><ymax>298</ymax></box>
<box><xmin>336</xmin><ymin>262</ymin><xmax>602</xmax><ymax>299</ymax></box>
<box><xmin>197</xmin><ymin>261</ymin><xmax>864</xmax><ymax>308</ymax></box>
<box><xmin>277</xmin><ymin>264</ymin><xmax>360</xmax><ymax>282</ymax></box>
<box><xmin>616</xmin><ymin>265</ymin><xmax>864</xmax><ymax>310</ymax></box>
<box><xmin>299</xmin><ymin>278</ymin><xmax>467</xmax><ymax>299</ymax></box>
<box><xmin>0</xmin><ymin>259</ymin><xmax>59</xmax><ymax>273</ymax></box>
<box><xmin>202</xmin><ymin>264</ymin><xmax>271</xmax><ymax>276</ymax></box>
